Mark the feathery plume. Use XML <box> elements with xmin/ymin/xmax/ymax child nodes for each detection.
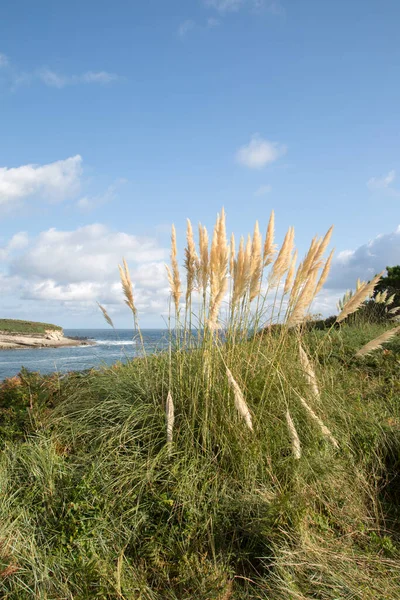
<box><xmin>286</xmin><ymin>410</ymin><xmax>301</xmax><ymax>459</ymax></box>
<box><xmin>314</xmin><ymin>248</ymin><xmax>334</xmax><ymax>297</ymax></box>
<box><xmin>286</xmin><ymin>268</ymin><xmax>319</xmax><ymax>327</ymax></box>
<box><xmin>299</xmin><ymin>343</ymin><xmax>320</xmax><ymax>400</ymax></box>
<box><xmin>263</xmin><ymin>210</ymin><xmax>276</xmax><ymax>266</ymax></box>
<box><xmin>184</xmin><ymin>219</ymin><xmax>198</xmax><ymax>302</ymax></box>
<box><xmin>386</xmin><ymin>293</ymin><xmax>396</xmax><ymax>306</ymax></box>
<box><xmin>232</xmin><ymin>236</ymin><xmax>247</xmax><ymax>306</ymax></box>
<box><xmin>166</xmin><ymin>391</ymin><xmax>175</xmax><ymax>446</ymax></box>
<box><xmin>355</xmin><ymin>326</ymin><xmax>400</xmax><ymax>357</ymax></box>
<box><xmin>229</xmin><ymin>232</ymin><xmax>235</xmax><ymax>277</ymax></box>
<box><xmin>311</xmin><ymin>225</ymin><xmax>334</xmax><ymax>271</ymax></box>
<box><xmin>336</xmin><ymin>272</ymin><xmax>383</xmax><ymax>323</ymax></box>
<box><xmin>168</xmin><ymin>225</ymin><xmax>182</xmax><ymax>312</ymax></box>
<box><xmin>270</xmin><ymin>226</ymin><xmax>294</xmax><ymax>285</ymax></box>
<box><xmin>284</xmin><ymin>249</ymin><xmax>298</xmax><ymax>295</ymax></box>
<box><xmin>198</xmin><ymin>224</ymin><xmax>209</xmax><ymax>294</ymax></box>
<box><xmin>208</xmin><ymin>209</ymin><xmax>229</xmax><ymax>329</ymax></box>
<box><xmin>226</xmin><ymin>367</ymin><xmax>253</xmax><ymax>431</ymax></box>
<box><xmin>249</xmin><ymin>221</ymin><xmax>262</xmax><ymax>301</ymax></box>
<box><xmin>300</xmin><ymin>236</ymin><xmax>320</xmax><ymax>280</ymax></box>
<box><xmin>118</xmin><ymin>258</ymin><xmax>137</xmax><ymax>316</ymax></box>
<box><xmin>298</xmin><ymin>396</ymin><xmax>339</xmax><ymax>448</ymax></box>
<box><xmin>209</xmin><ymin>215</ymin><xmax>220</xmax><ymax>304</ymax></box>
<box><xmin>97</xmin><ymin>303</ymin><xmax>114</xmax><ymax>328</ymax></box>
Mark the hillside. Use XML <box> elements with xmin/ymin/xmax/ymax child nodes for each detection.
<box><xmin>0</xmin><ymin>321</ymin><xmax>399</xmax><ymax>599</ymax></box>
<box><xmin>0</xmin><ymin>319</ymin><xmax>63</xmax><ymax>335</ymax></box>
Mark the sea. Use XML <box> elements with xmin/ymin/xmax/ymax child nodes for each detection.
<box><xmin>0</xmin><ymin>329</ymin><xmax>169</xmax><ymax>381</ymax></box>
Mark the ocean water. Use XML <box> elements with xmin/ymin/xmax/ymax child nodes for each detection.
<box><xmin>0</xmin><ymin>329</ymin><xmax>170</xmax><ymax>381</ymax></box>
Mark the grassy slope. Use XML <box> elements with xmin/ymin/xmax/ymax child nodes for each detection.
<box><xmin>0</xmin><ymin>323</ymin><xmax>399</xmax><ymax>599</ymax></box>
<box><xmin>0</xmin><ymin>319</ymin><xmax>62</xmax><ymax>334</ymax></box>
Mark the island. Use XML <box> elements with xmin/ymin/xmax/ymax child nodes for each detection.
<box><xmin>0</xmin><ymin>319</ymin><xmax>95</xmax><ymax>350</ymax></box>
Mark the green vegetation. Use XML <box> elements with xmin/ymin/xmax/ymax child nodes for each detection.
<box><xmin>1</xmin><ymin>212</ymin><xmax>400</xmax><ymax>598</ymax></box>
<box><xmin>0</xmin><ymin>319</ymin><xmax>62</xmax><ymax>335</ymax></box>
<box><xmin>1</xmin><ymin>323</ymin><xmax>400</xmax><ymax>599</ymax></box>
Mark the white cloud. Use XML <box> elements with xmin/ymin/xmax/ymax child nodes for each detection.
<box><xmin>0</xmin><ymin>224</ymin><xmax>171</xmax><ymax>322</ymax></box>
<box><xmin>38</xmin><ymin>68</ymin><xmax>120</xmax><ymax>88</ymax></box>
<box><xmin>178</xmin><ymin>19</ymin><xmax>195</xmax><ymax>37</ymax></box>
<box><xmin>0</xmin><ymin>53</ymin><xmax>121</xmax><ymax>90</ymax></box>
<box><xmin>0</xmin><ymin>53</ymin><xmax>9</xmax><ymax>68</ymax></box>
<box><xmin>206</xmin><ymin>0</ymin><xmax>244</xmax><ymax>11</ymax></box>
<box><xmin>0</xmin><ymin>155</ymin><xmax>82</xmax><ymax>206</ymax></box>
<box><xmin>205</xmin><ymin>0</ymin><xmax>284</xmax><ymax>14</ymax></box>
<box><xmin>326</xmin><ymin>226</ymin><xmax>400</xmax><ymax>290</ymax></box>
<box><xmin>10</xmin><ymin>224</ymin><xmax>168</xmax><ymax>284</ymax></box>
<box><xmin>367</xmin><ymin>169</ymin><xmax>399</xmax><ymax>195</ymax></box>
<box><xmin>76</xmin><ymin>180</ymin><xmax>125</xmax><ymax>212</ymax></box>
<box><xmin>254</xmin><ymin>184</ymin><xmax>272</xmax><ymax>196</ymax></box>
<box><xmin>236</xmin><ymin>134</ymin><xmax>286</xmax><ymax>169</ymax></box>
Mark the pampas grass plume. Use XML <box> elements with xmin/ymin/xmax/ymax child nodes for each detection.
<box><xmin>355</xmin><ymin>325</ymin><xmax>400</xmax><ymax>357</ymax></box>
<box><xmin>226</xmin><ymin>367</ymin><xmax>253</xmax><ymax>431</ymax></box>
<box><xmin>299</xmin><ymin>343</ymin><xmax>320</xmax><ymax>400</ymax></box>
<box><xmin>286</xmin><ymin>410</ymin><xmax>301</xmax><ymax>459</ymax></box>
<box><xmin>263</xmin><ymin>209</ymin><xmax>276</xmax><ymax>266</ymax></box>
<box><xmin>166</xmin><ymin>391</ymin><xmax>175</xmax><ymax>445</ymax></box>
<box><xmin>298</xmin><ymin>395</ymin><xmax>339</xmax><ymax>448</ymax></box>
<box><xmin>336</xmin><ymin>272</ymin><xmax>383</xmax><ymax>323</ymax></box>
<box><xmin>97</xmin><ymin>303</ymin><xmax>114</xmax><ymax>328</ymax></box>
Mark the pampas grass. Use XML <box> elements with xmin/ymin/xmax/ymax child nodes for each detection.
<box><xmin>226</xmin><ymin>367</ymin><xmax>253</xmax><ymax>431</ymax></box>
<box><xmin>355</xmin><ymin>325</ymin><xmax>400</xmax><ymax>357</ymax></box>
<box><xmin>270</xmin><ymin>226</ymin><xmax>294</xmax><ymax>285</ymax></box>
<box><xmin>314</xmin><ymin>248</ymin><xmax>334</xmax><ymax>297</ymax></box>
<box><xmin>287</xmin><ymin>268</ymin><xmax>319</xmax><ymax>328</ymax></box>
<box><xmin>184</xmin><ymin>219</ymin><xmax>198</xmax><ymax>303</ymax></box>
<box><xmin>263</xmin><ymin>209</ymin><xmax>276</xmax><ymax>266</ymax></box>
<box><xmin>299</xmin><ymin>343</ymin><xmax>320</xmax><ymax>400</ymax></box>
<box><xmin>166</xmin><ymin>391</ymin><xmax>175</xmax><ymax>445</ymax></box>
<box><xmin>336</xmin><ymin>272</ymin><xmax>383</xmax><ymax>323</ymax></box>
<box><xmin>118</xmin><ymin>258</ymin><xmax>137</xmax><ymax>317</ymax></box>
<box><xmin>97</xmin><ymin>302</ymin><xmax>114</xmax><ymax>328</ymax></box>
<box><xmin>249</xmin><ymin>221</ymin><xmax>262</xmax><ymax>302</ymax></box>
<box><xmin>298</xmin><ymin>395</ymin><xmax>339</xmax><ymax>448</ymax></box>
<box><xmin>166</xmin><ymin>225</ymin><xmax>182</xmax><ymax>313</ymax></box>
<box><xmin>286</xmin><ymin>410</ymin><xmax>301</xmax><ymax>459</ymax></box>
<box><xmin>284</xmin><ymin>249</ymin><xmax>298</xmax><ymax>295</ymax></box>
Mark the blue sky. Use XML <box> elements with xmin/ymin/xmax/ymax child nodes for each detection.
<box><xmin>0</xmin><ymin>0</ymin><xmax>399</xmax><ymax>327</ymax></box>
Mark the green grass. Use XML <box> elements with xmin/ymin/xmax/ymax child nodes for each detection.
<box><xmin>0</xmin><ymin>322</ymin><xmax>399</xmax><ymax>599</ymax></box>
<box><xmin>0</xmin><ymin>319</ymin><xmax>62</xmax><ymax>335</ymax></box>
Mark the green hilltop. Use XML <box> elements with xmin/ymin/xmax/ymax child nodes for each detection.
<box><xmin>0</xmin><ymin>319</ymin><xmax>62</xmax><ymax>335</ymax></box>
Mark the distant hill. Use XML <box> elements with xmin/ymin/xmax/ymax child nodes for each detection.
<box><xmin>0</xmin><ymin>319</ymin><xmax>62</xmax><ymax>335</ymax></box>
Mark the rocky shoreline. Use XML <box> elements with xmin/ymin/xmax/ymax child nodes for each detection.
<box><xmin>0</xmin><ymin>330</ymin><xmax>96</xmax><ymax>350</ymax></box>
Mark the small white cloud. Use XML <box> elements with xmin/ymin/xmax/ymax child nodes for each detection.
<box><xmin>206</xmin><ymin>0</ymin><xmax>243</xmax><ymax>11</ymax></box>
<box><xmin>205</xmin><ymin>0</ymin><xmax>284</xmax><ymax>14</ymax></box>
<box><xmin>236</xmin><ymin>134</ymin><xmax>286</xmax><ymax>169</ymax></box>
<box><xmin>38</xmin><ymin>68</ymin><xmax>120</xmax><ymax>88</ymax></box>
<box><xmin>367</xmin><ymin>169</ymin><xmax>395</xmax><ymax>189</ymax></box>
<box><xmin>0</xmin><ymin>53</ymin><xmax>9</xmax><ymax>68</ymax></box>
<box><xmin>254</xmin><ymin>184</ymin><xmax>272</xmax><ymax>196</ymax></box>
<box><xmin>0</xmin><ymin>155</ymin><xmax>82</xmax><ymax>206</ymax></box>
<box><xmin>178</xmin><ymin>20</ymin><xmax>195</xmax><ymax>37</ymax></box>
<box><xmin>76</xmin><ymin>180</ymin><xmax>125</xmax><ymax>212</ymax></box>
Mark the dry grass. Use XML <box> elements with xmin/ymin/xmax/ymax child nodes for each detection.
<box><xmin>354</xmin><ymin>325</ymin><xmax>400</xmax><ymax>357</ymax></box>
